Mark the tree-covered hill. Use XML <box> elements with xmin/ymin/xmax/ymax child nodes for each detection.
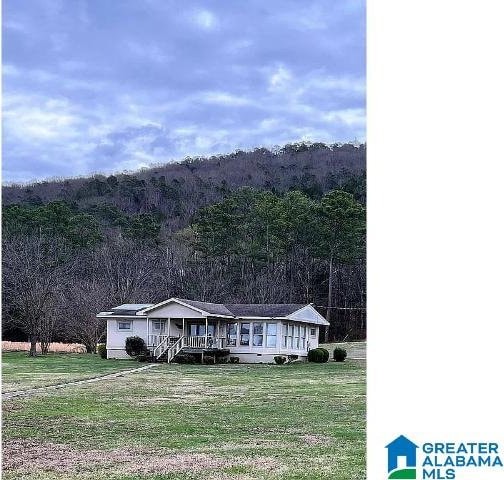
<box><xmin>2</xmin><ymin>143</ymin><xmax>365</xmax><ymax>233</ymax></box>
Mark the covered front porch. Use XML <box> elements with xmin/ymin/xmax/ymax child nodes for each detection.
<box><xmin>146</xmin><ymin>317</ymin><xmax>226</xmax><ymax>351</ymax></box>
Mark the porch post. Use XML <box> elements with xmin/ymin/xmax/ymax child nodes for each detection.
<box><xmin>205</xmin><ymin>317</ymin><xmax>208</xmax><ymax>348</ymax></box>
<box><xmin>146</xmin><ymin>317</ymin><xmax>150</xmax><ymax>347</ymax></box>
<box><xmin>217</xmin><ymin>319</ymin><xmax>221</xmax><ymax>348</ymax></box>
<box><xmin>168</xmin><ymin>318</ymin><xmax>171</xmax><ymax>341</ymax></box>
<box><xmin>182</xmin><ymin>318</ymin><xmax>185</xmax><ymax>338</ymax></box>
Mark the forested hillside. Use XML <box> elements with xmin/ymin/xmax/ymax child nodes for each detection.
<box><xmin>2</xmin><ymin>143</ymin><xmax>366</xmax><ymax>354</ymax></box>
<box><xmin>3</xmin><ymin>143</ymin><xmax>365</xmax><ymax>231</ymax></box>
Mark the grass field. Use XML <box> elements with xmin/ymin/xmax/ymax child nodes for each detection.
<box><xmin>2</xmin><ymin>356</ymin><xmax>366</xmax><ymax>480</ymax></box>
<box><xmin>2</xmin><ymin>341</ymin><xmax>87</xmax><ymax>354</ymax></box>
<box><xmin>1</xmin><ymin>352</ymin><xmax>135</xmax><ymax>392</ymax></box>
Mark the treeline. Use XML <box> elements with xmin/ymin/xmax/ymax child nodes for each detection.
<box><xmin>3</xmin><ymin>201</ymin><xmax>161</xmax><ymax>246</ymax></box>
<box><xmin>3</xmin><ymin>143</ymin><xmax>365</xmax><ymax>233</ymax></box>
<box><xmin>2</xmin><ymin>144</ymin><xmax>366</xmax><ymax>354</ymax></box>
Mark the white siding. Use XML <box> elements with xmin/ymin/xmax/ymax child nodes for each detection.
<box><xmin>106</xmin><ymin>318</ymin><xmax>147</xmax><ymax>359</ymax></box>
<box><xmin>287</xmin><ymin>305</ymin><xmax>328</xmax><ymax>325</ymax></box>
<box><xmin>145</xmin><ymin>302</ymin><xmax>205</xmax><ymax>318</ymax></box>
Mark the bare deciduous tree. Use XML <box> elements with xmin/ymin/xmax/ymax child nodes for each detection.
<box><xmin>2</xmin><ymin>236</ymin><xmax>71</xmax><ymax>355</ymax></box>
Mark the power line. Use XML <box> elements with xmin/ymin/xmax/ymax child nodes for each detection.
<box><xmin>313</xmin><ymin>305</ymin><xmax>366</xmax><ymax>310</ymax></box>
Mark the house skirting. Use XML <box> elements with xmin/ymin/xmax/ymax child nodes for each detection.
<box><xmin>107</xmin><ymin>347</ymin><xmax>308</xmax><ymax>363</ymax></box>
<box><xmin>228</xmin><ymin>352</ymin><xmax>308</xmax><ymax>364</ymax></box>
<box><xmin>106</xmin><ymin>348</ymin><xmax>131</xmax><ymax>360</ymax></box>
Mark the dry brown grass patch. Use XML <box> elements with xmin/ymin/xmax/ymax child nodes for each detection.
<box><xmin>300</xmin><ymin>434</ymin><xmax>332</xmax><ymax>446</ymax></box>
<box><xmin>2</xmin><ymin>440</ymin><xmax>281</xmax><ymax>476</ymax></box>
<box><xmin>2</xmin><ymin>342</ymin><xmax>87</xmax><ymax>353</ymax></box>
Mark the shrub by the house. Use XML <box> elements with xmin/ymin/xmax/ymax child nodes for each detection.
<box><xmin>274</xmin><ymin>355</ymin><xmax>287</xmax><ymax>365</ymax></box>
<box><xmin>97</xmin><ymin>343</ymin><xmax>107</xmax><ymax>359</ymax></box>
<box><xmin>308</xmin><ymin>347</ymin><xmax>329</xmax><ymax>363</ymax></box>
<box><xmin>229</xmin><ymin>356</ymin><xmax>239</xmax><ymax>364</ymax></box>
<box><xmin>137</xmin><ymin>353</ymin><xmax>149</xmax><ymax>362</ymax></box>
<box><xmin>333</xmin><ymin>347</ymin><xmax>347</xmax><ymax>362</ymax></box>
<box><xmin>125</xmin><ymin>336</ymin><xmax>147</xmax><ymax>357</ymax></box>
<box><xmin>173</xmin><ymin>353</ymin><xmax>196</xmax><ymax>364</ymax></box>
<box><xmin>319</xmin><ymin>348</ymin><xmax>329</xmax><ymax>362</ymax></box>
<box><xmin>203</xmin><ymin>355</ymin><xmax>215</xmax><ymax>364</ymax></box>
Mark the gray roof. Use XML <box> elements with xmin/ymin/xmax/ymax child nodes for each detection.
<box><xmin>176</xmin><ymin>299</ymin><xmax>305</xmax><ymax>317</ymax></box>
<box><xmin>112</xmin><ymin>304</ymin><xmax>154</xmax><ymax>311</ymax></box>
<box><xmin>99</xmin><ymin>298</ymin><xmax>327</xmax><ymax>324</ymax></box>
<box><xmin>177</xmin><ymin>299</ymin><xmax>233</xmax><ymax>316</ymax></box>
<box><xmin>108</xmin><ymin>304</ymin><xmax>154</xmax><ymax>316</ymax></box>
<box><xmin>224</xmin><ymin>304</ymin><xmax>305</xmax><ymax>317</ymax></box>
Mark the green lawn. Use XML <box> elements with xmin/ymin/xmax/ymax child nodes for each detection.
<box><xmin>2</xmin><ymin>360</ymin><xmax>366</xmax><ymax>480</ymax></box>
<box><xmin>1</xmin><ymin>352</ymin><xmax>135</xmax><ymax>392</ymax></box>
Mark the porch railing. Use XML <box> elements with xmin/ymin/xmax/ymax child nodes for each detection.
<box><xmin>151</xmin><ymin>335</ymin><xmax>227</xmax><ymax>360</ymax></box>
<box><xmin>149</xmin><ymin>335</ymin><xmax>225</xmax><ymax>348</ymax></box>
<box><xmin>184</xmin><ymin>336</ymin><xmax>225</xmax><ymax>349</ymax></box>
<box><xmin>149</xmin><ymin>334</ymin><xmax>181</xmax><ymax>346</ymax></box>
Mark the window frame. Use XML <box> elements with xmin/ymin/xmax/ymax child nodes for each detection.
<box><xmin>282</xmin><ymin>323</ymin><xmax>288</xmax><ymax>348</ymax></box>
<box><xmin>252</xmin><ymin>322</ymin><xmax>264</xmax><ymax>347</ymax></box>
<box><xmin>117</xmin><ymin>320</ymin><xmax>132</xmax><ymax>331</ymax></box>
<box><xmin>300</xmin><ymin>325</ymin><xmax>306</xmax><ymax>349</ymax></box>
<box><xmin>265</xmin><ymin>322</ymin><xmax>277</xmax><ymax>348</ymax></box>
<box><xmin>294</xmin><ymin>324</ymin><xmax>300</xmax><ymax>349</ymax></box>
<box><xmin>152</xmin><ymin>320</ymin><xmax>165</xmax><ymax>332</ymax></box>
<box><xmin>288</xmin><ymin>324</ymin><xmax>294</xmax><ymax>348</ymax></box>
<box><xmin>226</xmin><ymin>322</ymin><xmax>238</xmax><ymax>347</ymax></box>
<box><xmin>240</xmin><ymin>322</ymin><xmax>251</xmax><ymax>346</ymax></box>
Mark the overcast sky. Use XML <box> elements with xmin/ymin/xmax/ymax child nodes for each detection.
<box><xmin>2</xmin><ymin>0</ymin><xmax>365</xmax><ymax>183</ymax></box>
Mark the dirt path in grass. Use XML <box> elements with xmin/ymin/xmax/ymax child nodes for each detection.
<box><xmin>2</xmin><ymin>363</ymin><xmax>160</xmax><ymax>400</ymax></box>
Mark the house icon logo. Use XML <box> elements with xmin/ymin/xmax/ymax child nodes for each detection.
<box><xmin>386</xmin><ymin>435</ymin><xmax>418</xmax><ymax>479</ymax></box>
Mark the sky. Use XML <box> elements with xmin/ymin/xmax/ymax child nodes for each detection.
<box><xmin>2</xmin><ymin>0</ymin><xmax>365</xmax><ymax>183</ymax></box>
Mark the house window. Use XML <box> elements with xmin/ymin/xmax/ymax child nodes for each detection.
<box><xmin>190</xmin><ymin>324</ymin><xmax>215</xmax><ymax>336</ymax></box>
<box><xmin>227</xmin><ymin>323</ymin><xmax>237</xmax><ymax>346</ymax></box>
<box><xmin>240</xmin><ymin>323</ymin><xmax>250</xmax><ymax>346</ymax></box>
<box><xmin>310</xmin><ymin>327</ymin><xmax>316</xmax><ymax>337</ymax></box>
<box><xmin>300</xmin><ymin>325</ymin><xmax>306</xmax><ymax>349</ymax></box>
<box><xmin>266</xmin><ymin>323</ymin><xmax>277</xmax><ymax>347</ymax></box>
<box><xmin>252</xmin><ymin>322</ymin><xmax>264</xmax><ymax>346</ymax></box>
<box><xmin>294</xmin><ymin>325</ymin><xmax>300</xmax><ymax>349</ymax></box>
<box><xmin>117</xmin><ymin>320</ymin><xmax>132</xmax><ymax>331</ymax></box>
<box><xmin>282</xmin><ymin>324</ymin><xmax>288</xmax><ymax>348</ymax></box>
<box><xmin>288</xmin><ymin>324</ymin><xmax>294</xmax><ymax>348</ymax></box>
<box><xmin>152</xmin><ymin>320</ymin><xmax>164</xmax><ymax>332</ymax></box>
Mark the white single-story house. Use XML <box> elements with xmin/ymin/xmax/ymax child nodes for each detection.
<box><xmin>97</xmin><ymin>297</ymin><xmax>329</xmax><ymax>363</ymax></box>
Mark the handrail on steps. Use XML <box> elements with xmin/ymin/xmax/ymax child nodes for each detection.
<box><xmin>156</xmin><ymin>335</ymin><xmax>186</xmax><ymax>362</ymax></box>
<box><xmin>153</xmin><ymin>335</ymin><xmax>169</xmax><ymax>359</ymax></box>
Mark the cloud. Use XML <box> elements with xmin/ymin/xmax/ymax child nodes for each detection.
<box><xmin>3</xmin><ymin>19</ymin><xmax>29</xmax><ymax>33</ymax></box>
<box><xmin>200</xmin><ymin>91</ymin><xmax>252</xmax><ymax>107</ymax></box>
<box><xmin>2</xmin><ymin>0</ymin><xmax>365</xmax><ymax>183</ymax></box>
<box><xmin>192</xmin><ymin>9</ymin><xmax>218</xmax><ymax>30</ymax></box>
<box><xmin>269</xmin><ymin>65</ymin><xmax>293</xmax><ymax>91</ymax></box>
<box><xmin>3</xmin><ymin>94</ymin><xmax>81</xmax><ymax>141</ymax></box>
